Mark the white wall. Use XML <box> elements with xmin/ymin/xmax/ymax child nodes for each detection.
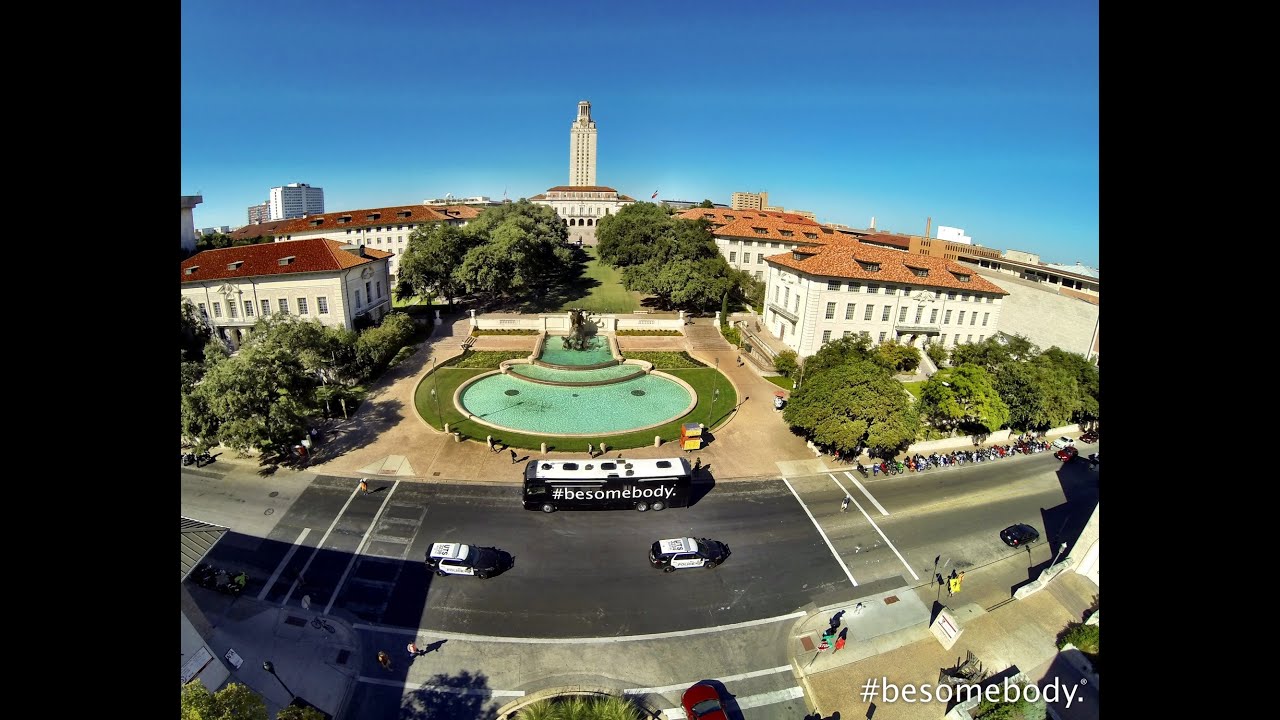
<box><xmin>181</xmin><ymin>611</ymin><xmax>229</xmax><ymax>690</ymax></box>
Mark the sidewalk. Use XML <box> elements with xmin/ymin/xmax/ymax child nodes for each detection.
<box><xmin>792</xmin><ymin>561</ymin><xmax>1098</xmax><ymax>720</ymax></box>
<box><xmin>196</xmin><ymin>592</ymin><xmax>361</xmax><ymax>719</ymax></box>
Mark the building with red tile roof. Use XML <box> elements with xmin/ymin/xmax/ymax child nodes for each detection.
<box><xmin>760</xmin><ymin>238</ymin><xmax>1009</xmax><ymax>358</ymax></box>
<box><xmin>529</xmin><ymin>185</ymin><xmax>636</xmax><ymax>246</ymax></box>
<box><xmin>227</xmin><ymin>204</ymin><xmax>480</xmax><ymax>280</ymax></box>
<box><xmin>180</xmin><ymin>238</ymin><xmax>393</xmax><ymax>349</ymax></box>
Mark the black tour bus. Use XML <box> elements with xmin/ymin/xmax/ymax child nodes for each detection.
<box><xmin>522</xmin><ymin>457</ymin><xmax>693</xmax><ymax>513</ymax></box>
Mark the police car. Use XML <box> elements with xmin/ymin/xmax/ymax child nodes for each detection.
<box><xmin>425</xmin><ymin>542</ymin><xmax>511</xmax><ymax>579</ymax></box>
<box><xmin>649</xmin><ymin>537</ymin><xmax>730</xmax><ymax>572</ymax></box>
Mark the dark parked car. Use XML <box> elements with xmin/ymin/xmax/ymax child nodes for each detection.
<box><xmin>1055</xmin><ymin>445</ymin><xmax>1079</xmax><ymax>462</ymax></box>
<box><xmin>682</xmin><ymin>683</ymin><xmax>729</xmax><ymax>720</ymax></box>
<box><xmin>1000</xmin><ymin>524</ymin><xmax>1040</xmax><ymax>547</ymax></box>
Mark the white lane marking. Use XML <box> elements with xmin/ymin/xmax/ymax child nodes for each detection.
<box><xmin>257</xmin><ymin>527</ymin><xmax>310</xmax><ymax>601</ymax></box>
<box><xmin>356</xmin><ymin>676</ymin><xmax>524</xmax><ymax>696</ymax></box>
<box><xmin>324</xmin><ymin>479</ymin><xmax>402</xmax><ymax>615</ymax></box>
<box><xmin>782</xmin><ymin>476</ymin><xmax>858</xmax><ymax>587</ymax></box>
<box><xmin>626</xmin><ymin>665</ymin><xmax>792</xmax><ymax>694</ymax></box>
<box><xmin>354</xmin><ymin>610</ymin><xmax>807</xmax><ymax>644</ymax></box>
<box><xmin>843</xmin><ymin>471</ymin><xmax>889</xmax><ymax>516</ymax></box>
<box><xmin>658</xmin><ymin>687</ymin><xmax>806</xmax><ymax>718</ymax></box>
<box><xmin>842</xmin><ymin>488</ymin><xmax>920</xmax><ymax>581</ymax></box>
<box><xmin>281</xmin><ymin>486</ymin><xmax>369</xmax><ymax>608</ymax></box>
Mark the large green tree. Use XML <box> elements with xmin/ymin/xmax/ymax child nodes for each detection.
<box><xmin>996</xmin><ymin>357</ymin><xmax>1081</xmax><ymax>431</ymax></box>
<box><xmin>949</xmin><ymin>334</ymin><xmax>1037</xmax><ymax>374</ymax></box>
<box><xmin>918</xmin><ymin>363</ymin><xmax>1010</xmax><ymax>434</ymax></box>
<box><xmin>454</xmin><ymin>200</ymin><xmax>574</xmax><ymax>304</ymax></box>
<box><xmin>181</xmin><ymin>680</ymin><xmax>267</xmax><ymax>720</ymax></box>
<box><xmin>1039</xmin><ymin>347</ymin><xmax>1099</xmax><ymax>424</ymax></box>
<box><xmin>397</xmin><ymin>222</ymin><xmax>474</xmax><ymax>304</ymax></box>
<box><xmin>596</xmin><ymin>202</ymin><xmax>674</xmax><ymax>268</ymax></box>
<box><xmin>800</xmin><ymin>333</ymin><xmax>875</xmax><ymax>380</ymax></box>
<box><xmin>872</xmin><ymin>339</ymin><xmax>921</xmax><ymax>373</ymax></box>
<box><xmin>783</xmin><ymin>360</ymin><xmax>919</xmax><ymax>458</ymax></box>
<box><xmin>181</xmin><ymin>299</ymin><xmax>213</xmax><ymax>362</ymax></box>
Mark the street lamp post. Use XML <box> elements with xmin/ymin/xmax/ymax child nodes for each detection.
<box><xmin>707</xmin><ymin>358</ymin><xmax>720</xmax><ymax>426</ymax></box>
<box><xmin>262</xmin><ymin>661</ymin><xmax>294</xmax><ymax>699</ymax></box>
<box><xmin>430</xmin><ymin>356</ymin><xmax>442</xmax><ymax>423</ymax></box>
<box><xmin>1052</xmin><ymin>542</ymin><xmax>1068</xmax><ymax>567</ymax></box>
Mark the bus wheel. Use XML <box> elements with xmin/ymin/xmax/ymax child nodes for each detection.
<box><xmin>541</xmin><ymin>503</ymin><xmax>556</xmax><ymax>513</ymax></box>
<box><xmin>635</xmin><ymin>501</ymin><xmax>649</xmax><ymax>512</ymax></box>
<box><xmin>651</xmin><ymin>500</ymin><xmax>666</xmax><ymax>511</ymax></box>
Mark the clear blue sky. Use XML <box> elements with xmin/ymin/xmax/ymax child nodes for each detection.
<box><xmin>182</xmin><ymin>0</ymin><xmax>1098</xmax><ymax>268</ymax></box>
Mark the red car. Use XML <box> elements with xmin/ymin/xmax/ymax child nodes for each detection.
<box><xmin>1055</xmin><ymin>445</ymin><xmax>1079</xmax><ymax>462</ymax></box>
<box><xmin>682</xmin><ymin>683</ymin><xmax>729</xmax><ymax>720</ymax></box>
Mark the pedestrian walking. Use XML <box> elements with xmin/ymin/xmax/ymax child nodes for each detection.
<box><xmin>693</xmin><ymin>457</ymin><xmax>702</xmax><ymax>473</ymax></box>
<box><xmin>487</xmin><ymin>435</ymin><xmax>495</xmax><ymax>452</ymax></box>
<box><xmin>600</xmin><ymin>442</ymin><xmax>608</xmax><ymax>455</ymax></box>
<box><xmin>510</xmin><ymin>448</ymin><xmax>518</xmax><ymax>464</ymax></box>
<box><xmin>834</xmin><ymin>636</ymin><xmax>847</xmax><ymax>653</ymax></box>
<box><xmin>407</xmin><ymin>642</ymin><xmax>421</xmax><ymax>657</ymax></box>
<box><xmin>736</xmin><ymin>356</ymin><xmax>743</xmax><ymax>366</ymax></box>
<box><xmin>840</xmin><ymin>496</ymin><xmax>850</xmax><ymax>512</ymax></box>
<box><xmin>587</xmin><ymin>442</ymin><xmax>594</xmax><ymax>457</ymax></box>
<box><xmin>377</xmin><ymin>651</ymin><xmax>392</xmax><ymax>671</ymax></box>
<box><xmin>359</xmin><ymin>479</ymin><xmax>370</xmax><ymax>494</ymax></box>
<box><xmin>955</xmin><ymin>571</ymin><xmax>965</xmax><ymax>594</ymax></box>
<box><xmin>821</xmin><ymin>627</ymin><xmax>835</xmax><ymax>644</ymax></box>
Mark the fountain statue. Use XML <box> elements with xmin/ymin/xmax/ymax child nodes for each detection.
<box><xmin>563</xmin><ymin>308</ymin><xmax>594</xmax><ymax>351</ymax></box>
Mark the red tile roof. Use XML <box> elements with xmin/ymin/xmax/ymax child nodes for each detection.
<box><xmin>712</xmin><ymin>217</ymin><xmax>839</xmax><ymax>244</ymax></box>
<box><xmin>229</xmin><ymin>204</ymin><xmax>454</xmax><ymax>241</ymax></box>
<box><xmin>542</xmin><ymin>185</ymin><xmax>622</xmax><ymax>193</ymax></box>
<box><xmin>677</xmin><ymin>208</ymin><xmax>821</xmax><ymax>226</ymax></box>
<box><xmin>229</xmin><ymin>219</ymin><xmax>293</xmax><ymax>240</ymax></box>
<box><xmin>765</xmin><ymin>240</ymin><xmax>1008</xmax><ymax>295</ymax></box>
<box><xmin>180</xmin><ymin>238</ymin><xmax>391</xmax><ymax>284</ymax></box>
<box><xmin>857</xmin><ymin>232</ymin><xmax>912</xmax><ymax>250</ymax></box>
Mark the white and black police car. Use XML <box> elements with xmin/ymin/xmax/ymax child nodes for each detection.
<box><xmin>426</xmin><ymin>542</ymin><xmax>511</xmax><ymax>579</ymax></box>
<box><xmin>649</xmin><ymin>537</ymin><xmax>731</xmax><ymax>572</ymax></box>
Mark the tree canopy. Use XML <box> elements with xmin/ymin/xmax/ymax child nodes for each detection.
<box><xmin>181</xmin><ymin>680</ymin><xmax>267</xmax><ymax>720</ymax></box>
<box><xmin>783</xmin><ymin>359</ymin><xmax>919</xmax><ymax>458</ymax></box>
<box><xmin>397</xmin><ymin>222</ymin><xmax>475</xmax><ymax>304</ymax></box>
<box><xmin>917</xmin><ymin>363</ymin><xmax>1010</xmax><ymax>434</ymax></box>
<box><xmin>995</xmin><ymin>356</ymin><xmax>1081</xmax><ymax>431</ymax></box>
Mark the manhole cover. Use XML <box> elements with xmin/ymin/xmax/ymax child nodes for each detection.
<box><xmin>284</xmin><ymin>616</ymin><xmax>307</xmax><ymax>627</ymax></box>
<box><xmin>269</xmin><ymin>491</ymin><xmax>279</xmax><ymax>497</ymax></box>
<box><xmin>433</xmin><ymin>472</ymin><xmax>441</xmax><ymax>476</ymax></box>
<box><xmin>631</xmin><ymin>389</ymin><xmax>646</xmax><ymax>396</ymax></box>
<box><xmin>504</xmin><ymin>389</ymin><xmax>520</xmax><ymax>396</ymax></box>
<box><xmin>884</xmin><ymin>595</ymin><xmax>900</xmax><ymax>605</ymax></box>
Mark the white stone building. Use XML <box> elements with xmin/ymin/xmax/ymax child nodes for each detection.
<box><xmin>762</xmin><ymin>239</ymin><xmax>1009</xmax><ymax>358</ymax></box>
<box><xmin>530</xmin><ymin>186</ymin><xmax>635</xmax><ymax>245</ymax></box>
<box><xmin>180</xmin><ymin>238</ymin><xmax>392</xmax><ymax>350</ymax></box>
<box><xmin>229</xmin><ymin>204</ymin><xmax>480</xmax><ymax>280</ymax></box>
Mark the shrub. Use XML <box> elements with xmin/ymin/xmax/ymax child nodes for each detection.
<box><xmin>773</xmin><ymin>350</ymin><xmax>799</xmax><ymax>377</ymax></box>
<box><xmin>616</xmin><ymin>329</ymin><xmax>683</xmax><ymax>336</ymax></box>
<box><xmin>623</xmin><ymin>351</ymin><xmax>706</xmax><ymax>368</ymax></box>
<box><xmin>925</xmin><ymin>340</ymin><xmax>948</xmax><ymax>367</ymax></box>
<box><xmin>1056</xmin><ymin>621</ymin><xmax>1098</xmax><ymax>653</ymax></box>
<box><xmin>470</xmin><ymin>328</ymin><xmax>540</xmax><ymax>336</ymax></box>
<box><xmin>721</xmin><ymin>326</ymin><xmax>742</xmax><ymax>347</ymax></box>
<box><xmin>442</xmin><ymin>350</ymin><xmax>528</xmax><ymax>369</ymax></box>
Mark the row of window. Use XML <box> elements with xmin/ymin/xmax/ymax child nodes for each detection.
<box><xmin>818</xmin><ymin>329</ymin><xmax>985</xmax><ymax>346</ymax></box>
<box><xmin>821</xmin><ymin>302</ymin><xmax>990</xmax><ymax>327</ymax></box>
<box><xmin>729</xmin><ymin>251</ymin><xmax>767</xmax><ymax>264</ymax></box>
<box><xmin>823</xmin><ymin>280</ymin><xmax>993</xmax><ymax>302</ymax></box>
<box><xmin>200</xmin><ymin>295</ymin><xmax>331</xmax><ymax>321</ymax></box>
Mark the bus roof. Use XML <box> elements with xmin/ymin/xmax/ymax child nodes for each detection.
<box><xmin>527</xmin><ymin>457</ymin><xmax>691</xmax><ymax>480</ymax></box>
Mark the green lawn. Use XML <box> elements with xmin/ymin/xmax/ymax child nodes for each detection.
<box><xmin>415</xmin><ymin>366</ymin><xmax>736</xmax><ymax>451</ymax></box>
<box><xmin>556</xmin><ymin>247</ymin><xmax>641</xmax><ymax>313</ymax></box>
<box><xmin>766</xmin><ymin>375</ymin><xmax>793</xmax><ymax>390</ymax></box>
<box><xmin>902</xmin><ymin>381</ymin><xmax>925</xmax><ymax>399</ymax></box>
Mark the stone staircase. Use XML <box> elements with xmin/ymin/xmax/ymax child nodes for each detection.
<box><xmin>683</xmin><ymin>321</ymin><xmax>732</xmax><ymax>351</ymax></box>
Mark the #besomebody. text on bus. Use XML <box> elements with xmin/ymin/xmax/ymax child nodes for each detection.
<box><xmin>523</xmin><ymin>457</ymin><xmax>692</xmax><ymax>513</ymax></box>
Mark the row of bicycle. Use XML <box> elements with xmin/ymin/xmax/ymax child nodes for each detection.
<box><xmin>856</xmin><ymin>440</ymin><xmax>1055</xmax><ymax>476</ymax></box>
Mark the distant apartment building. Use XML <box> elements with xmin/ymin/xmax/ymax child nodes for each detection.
<box><xmin>763</xmin><ymin>239</ymin><xmax>1009</xmax><ymax>358</ymax></box>
<box><xmin>269</xmin><ymin>183</ymin><xmax>325</xmax><ymax>220</ymax></box>
<box><xmin>180</xmin><ymin>238</ymin><xmax>393</xmax><ymax>350</ymax></box>
<box><xmin>247</xmin><ymin>202</ymin><xmax>270</xmax><ymax>225</ymax></box>
<box><xmin>199</xmin><ymin>226</ymin><xmax>231</xmax><ymax>236</ymax></box>
<box><xmin>423</xmin><ymin>196</ymin><xmax>506</xmax><ymax>207</ymax></box>
<box><xmin>226</xmin><ymin>204</ymin><xmax>480</xmax><ymax>280</ymax></box>
<box><xmin>731</xmin><ymin>191</ymin><xmax>768</xmax><ymax>211</ymax></box>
